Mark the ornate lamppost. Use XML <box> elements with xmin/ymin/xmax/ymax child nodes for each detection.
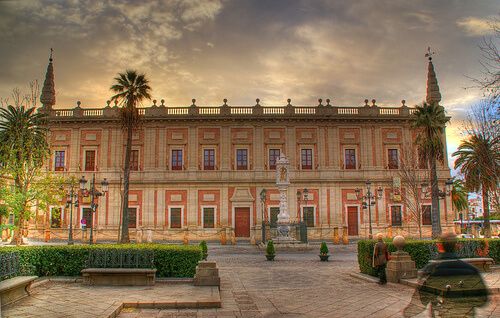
<box><xmin>355</xmin><ymin>181</ymin><xmax>383</xmax><ymax>239</ymax></box>
<box><xmin>420</xmin><ymin>178</ymin><xmax>453</xmax><ymax>199</ymax></box>
<box><xmin>296</xmin><ymin>188</ymin><xmax>309</xmax><ymax>243</ymax></box>
<box><xmin>65</xmin><ymin>183</ymin><xmax>81</xmax><ymax>245</ymax></box>
<box><xmin>79</xmin><ymin>175</ymin><xmax>109</xmax><ymax>245</ymax></box>
<box><xmin>260</xmin><ymin>188</ymin><xmax>267</xmax><ymax>244</ymax></box>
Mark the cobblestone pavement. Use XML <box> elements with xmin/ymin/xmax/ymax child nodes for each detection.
<box><xmin>122</xmin><ymin>243</ymin><xmax>499</xmax><ymax>318</ymax></box>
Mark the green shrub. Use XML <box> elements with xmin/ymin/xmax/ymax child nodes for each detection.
<box><xmin>199</xmin><ymin>240</ymin><xmax>208</xmax><ymax>260</ymax></box>
<box><xmin>358</xmin><ymin>238</ymin><xmax>499</xmax><ymax>277</ymax></box>
<box><xmin>0</xmin><ymin>244</ymin><xmax>202</xmax><ymax>278</ymax></box>
<box><xmin>320</xmin><ymin>241</ymin><xmax>329</xmax><ymax>255</ymax></box>
<box><xmin>266</xmin><ymin>240</ymin><xmax>275</xmax><ymax>255</ymax></box>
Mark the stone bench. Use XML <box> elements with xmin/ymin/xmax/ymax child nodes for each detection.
<box><xmin>426</xmin><ymin>257</ymin><xmax>494</xmax><ymax>273</ymax></box>
<box><xmin>0</xmin><ymin>276</ymin><xmax>38</xmax><ymax>307</ymax></box>
<box><xmin>461</xmin><ymin>258</ymin><xmax>494</xmax><ymax>272</ymax></box>
<box><xmin>81</xmin><ymin>268</ymin><xmax>157</xmax><ymax>286</ymax></box>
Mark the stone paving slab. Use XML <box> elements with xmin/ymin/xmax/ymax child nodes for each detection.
<box><xmin>1</xmin><ymin>282</ymin><xmax>220</xmax><ymax>318</ymax></box>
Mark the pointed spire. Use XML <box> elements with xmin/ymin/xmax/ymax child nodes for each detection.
<box><xmin>425</xmin><ymin>47</ymin><xmax>441</xmax><ymax>105</ymax></box>
<box><xmin>40</xmin><ymin>48</ymin><xmax>56</xmax><ymax>109</ymax></box>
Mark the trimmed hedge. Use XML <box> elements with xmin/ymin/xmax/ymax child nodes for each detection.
<box><xmin>358</xmin><ymin>238</ymin><xmax>500</xmax><ymax>277</ymax></box>
<box><xmin>0</xmin><ymin>244</ymin><xmax>202</xmax><ymax>278</ymax></box>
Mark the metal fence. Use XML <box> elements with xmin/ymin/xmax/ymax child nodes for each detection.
<box><xmin>86</xmin><ymin>250</ymin><xmax>154</xmax><ymax>269</ymax></box>
<box><xmin>268</xmin><ymin>222</ymin><xmax>308</xmax><ymax>243</ymax></box>
<box><xmin>0</xmin><ymin>252</ymin><xmax>20</xmax><ymax>281</ymax></box>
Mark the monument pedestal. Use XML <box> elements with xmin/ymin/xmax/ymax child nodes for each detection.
<box><xmin>386</xmin><ymin>251</ymin><xmax>417</xmax><ymax>283</ymax></box>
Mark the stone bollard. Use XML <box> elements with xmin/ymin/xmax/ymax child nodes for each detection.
<box><xmin>146</xmin><ymin>229</ymin><xmax>153</xmax><ymax>243</ymax></box>
<box><xmin>386</xmin><ymin>235</ymin><xmax>417</xmax><ymax>283</ymax></box>
<box><xmin>183</xmin><ymin>230</ymin><xmax>189</xmax><ymax>245</ymax></box>
<box><xmin>136</xmin><ymin>229</ymin><xmax>143</xmax><ymax>243</ymax></box>
<box><xmin>342</xmin><ymin>226</ymin><xmax>349</xmax><ymax>244</ymax></box>
<box><xmin>220</xmin><ymin>228</ymin><xmax>227</xmax><ymax>245</ymax></box>
<box><xmin>44</xmin><ymin>229</ymin><xmax>51</xmax><ymax>242</ymax></box>
<box><xmin>387</xmin><ymin>226</ymin><xmax>393</xmax><ymax>239</ymax></box>
<box><xmin>333</xmin><ymin>227</ymin><xmax>340</xmax><ymax>244</ymax></box>
<box><xmin>230</xmin><ymin>228</ymin><xmax>236</xmax><ymax>245</ymax></box>
<box><xmin>194</xmin><ymin>261</ymin><xmax>220</xmax><ymax>287</ymax></box>
<box><xmin>250</xmin><ymin>231</ymin><xmax>256</xmax><ymax>245</ymax></box>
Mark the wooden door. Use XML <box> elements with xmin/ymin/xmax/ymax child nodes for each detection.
<box><xmin>347</xmin><ymin>206</ymin><xmax>358</xmax><ymax>236</ymax></box>
<box><xmin>234</xmin><ymin>207</ymin><xmax>250</xmax><ymax>237</ymax></box>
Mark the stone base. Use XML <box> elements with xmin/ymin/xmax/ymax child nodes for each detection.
<box><xmin>194</xmin><ymin>261</ymin><xmax>220</xmax><ymax>287</ymax></box>
<box><xmin>81</xmin><ymin>268</ymin><xmax>156</xmax><ymax>286</ymax></box>
<box><xmin>0</xmin><ymin>276</ymin><xmax>37</xmax><ymax>307</ymax></box>
<box><xmin>386</xmin><ymin>251</ymin><xmax>417</xmax><ymax>283</ymax></box>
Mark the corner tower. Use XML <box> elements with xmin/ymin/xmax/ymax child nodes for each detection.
<box><xmin>40</xmin><ymin>48</ymin><xmax>56</xmax><ymax>110</ymax></box>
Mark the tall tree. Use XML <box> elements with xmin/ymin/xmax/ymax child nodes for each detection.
<box><xmin>398</xmin><ymin>149</ymin><xmax>430</xmax><ymax>239</ymax></box>
<box><xmin>451</xmin><ymin>178</ymin><xmax>469</xmax><ymax>216</ymax></box>
<box><xmin>453</xmin><ymin>100</ymin><xmax>500</xmax><ymax>238</ymax></box>
<box><xmin>110</xmin><ymin>70</ymin><xmax>151</xmax><ymax>243</ymax></box>
<box><xmin>0</xmin><ymin>82</ymin><xmax>51</xmax><ymax>244</ymax></box>
<box><xmin>413</xmin><ymin>102</ymin><xmax>450</xmax><ymax>238</ymax></box>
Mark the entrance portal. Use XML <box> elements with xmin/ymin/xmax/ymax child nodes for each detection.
<box><xmin>347</xmin><ymin>206</ymin><xmax>359</xmax><ymax>236</ymax></box>
<box><xmin>234</xmin><ymin>207</ymin><xmax>250</xmax><ymax>237</ymax></box>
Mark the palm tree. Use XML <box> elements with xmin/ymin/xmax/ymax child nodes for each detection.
<box><xmin>453</xmin><ymin>133</ymin><xmax>500</xmax><ymax>238</ymax></box>
<box><xmin>413</xmin><ymin>102</ymin><xmax>450</xmax><ymax>238</ymax></box>
<box><xmin>110</xmin><ymin>70</ymin><xmax>151</xmax><ymax>243</ymax></box>
<box><xmin>0</xmin><ymin>105</ymin><xmax>49</xmax><ymax>245</ymax></box>
<box><xmin>451</xmin><ymin>178</ymin><xmax>469</xmax><ymax>216</ymax></box>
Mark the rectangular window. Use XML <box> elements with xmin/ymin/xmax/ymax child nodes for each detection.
<box><xmin>203</xmin><ymin>207</ymin><xmax>215</xmax><ymax>228</ymax></box>
<box><xmin>303</xmin><ymin>207</ymin><xmax>315</xmax><ymax>227</ymax></box>
<box><xmin>418</xmin><ymin>150</ymin><xmax>428</xmax><ymax>169</ymax></box>
<box><xmin>204</xmin><ymin>149</ymin><xmax>215</xmax><ymax>170</ymax></box>
<box><xmin>171</xmin><ymin>149</ymin><xmax>183</xmax><ymax>170</ymax></box>
<box><xmin>345</xmin><ymin>149</ymin><xmax>356</xmax><ymax>169</ymax></box>
<box><xmin>84</xmin><ymin>150</ymin><xmax>96</xmax><ymax>171</ymax></box>
<box><xmin>50</xmin><ymin>207</ymin><xmax>62</xmax><ymax>228</ymax></box>
<box><xmin>170</xmin><ymin>208</ymin><xmax>182</xmax><ymax>228</ymax></box>
<box><xmin>269</xmin><ymin>149</ymin><xmax>280</xmax><ymax>170</ymax></box>
<box><xmin>388</xmin><ymin>149</ymin><xmax>399</xmax><ymax>169</ymax></box>
<box><xmin>128</xmin><ymin>207</ymin><xmax>137</xmax><ymax>229</ymax></box>
<box><xmin>54</xmin><ymin>151</ymin><xmax>65</xmax><ymax>171</ymax></box>
<box><xmin>130</xmin><ymin>150</ymin><xmax>139</xmax><ymax>171</ymax></box>
<box><xmin>391</xmin><ymin>206</ymin><xmax>402</xmax><ymax>226</ymax></box>
<box><xmin>269</xmin><ymin>207</ymin><xmax>280</xmax><ymax>228</ymax></box>
<box><xmin>422</xmin><ymin>205</ymin><xmax>432</xmax><ymax>226</ymax></box>
<box><xmin>236</xmin><ymin>149</ymin><xmax>248</xmax><ymax>170</ymax></box>
<box><xmin>301</xmin><ymin>149</ymin><xmax>313</xmax><ymax>170</ymax></box>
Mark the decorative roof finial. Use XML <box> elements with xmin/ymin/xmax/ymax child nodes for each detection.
<box><xmin>40</xmin><ymin>48</ymin><xmax>56</xmax><ymax>109</ymax></box>
<box><xmin>425</xmin><ymin>47</ymin><xmax>442</xmax><ymax>105</ymax></box>
<box><xmin>425</xmin><ymin>46</ymin><xmax>435</xmax><ymax>61</ymax></box>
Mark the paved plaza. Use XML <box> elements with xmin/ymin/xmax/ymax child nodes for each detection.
<box><xmin>2</xmin><ymin>243</ymin><xmax>499</xmax><ymax>318</ymax></box>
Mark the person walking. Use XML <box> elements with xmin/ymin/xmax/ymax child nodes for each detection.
<box><xmin>373</xmin><ymin>233</ymin><xmax>389</xmax><ymax>285</ymax></box>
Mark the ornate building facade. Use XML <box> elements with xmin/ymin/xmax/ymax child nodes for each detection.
<box><xmin>26</xmin><ymin>56</ymin><xmax>454</xmax><ymax>243</ymax></box>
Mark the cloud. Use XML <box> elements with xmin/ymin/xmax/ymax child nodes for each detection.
<box><xmin>457</xmin><ymin>16</ymin><xmax>496</xmax><ymax>36</ymax></box>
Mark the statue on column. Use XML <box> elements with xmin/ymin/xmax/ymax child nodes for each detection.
<box><xmin>275</xmin><ymin>154</ymin><xmax>290</xmax><ymax>238</ymax></box>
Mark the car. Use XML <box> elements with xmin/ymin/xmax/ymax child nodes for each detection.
<box><xmin>457</xmin><ymin>234</ymin><xmax>475</xmax><ymax>239</ymax></box>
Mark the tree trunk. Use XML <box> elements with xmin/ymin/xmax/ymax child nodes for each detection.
<box><xmin>482</xmin><ymin>185</ymin><xmax>491</xmax><ymax>238</ymax></box>
<box><xmin>120</xmin><ymin>121</ymin><xmax>133</xmax><ymax>243</ymax></box>
<box><xmin>10</xmin><ymin>178</ymin><xmax>25</xmax><ymax>245</ymax></box>
<box><xmin>430</xmin><ymin>157</ymin><xmax>441</xmax><ymax>239</ymax></box>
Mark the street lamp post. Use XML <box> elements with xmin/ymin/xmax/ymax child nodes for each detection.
<box><xmin>260</xmin><ymin>189</ymin><xmax>267</xmax><ymax>244</ymax></box>
<box><xmin>79</xmin><ymin>174</ymin><xmax>109</xmax><ymax>245</ymax></box>
<box><xmin>296</xmin><ymin>188</ymin><xmax>308</xmax><ymax>243</ymax></box>
<box><xmin>65</xmin><ymin>186</ymin><xmax>79</xmax><ymax>245</ymax></box>
<box><xmin>355</xmin><ymin>181</ymin><xmax>383</xmax><ymax>239</ymax></box>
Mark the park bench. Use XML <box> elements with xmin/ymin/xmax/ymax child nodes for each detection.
<box><xmin>427</xmin><ymin>257</ymin><xmax>494</xmax><ymax>272</ymax></box>
<box><xmin>81</xmin><ymin>250</ymin><xmax>156</xmax><ymax>286</ymax></box>
<box><xmin>0</xmin><ymin>252</ymin><xmax>37</xmax><ymax>307</ymax></box>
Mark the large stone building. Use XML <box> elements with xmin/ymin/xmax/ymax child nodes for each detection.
<box><xmin>27</xmin><ymin>55</ymin><xmax>454</xmax><ymax>243</ymax></box>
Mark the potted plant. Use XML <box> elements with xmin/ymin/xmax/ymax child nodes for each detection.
<box><xmin>266</xmin><ymin>240</ymin><xmax>275</xmax><ymax>261</ymax></box>
<box><xmin>319</xmin><ymin>241</ymin><xmax>330</xmax><ymax>261</ymax></box>
<box><xmin>199</xmin><ymin>240</ymin><xmax>208</xmax><ymax>260</ymax></box>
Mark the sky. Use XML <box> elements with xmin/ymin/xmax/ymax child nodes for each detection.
<box><xmin>0</xmin><ymin>0</ymin><xmax>498</xmax><ymax>170</ymax></box>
